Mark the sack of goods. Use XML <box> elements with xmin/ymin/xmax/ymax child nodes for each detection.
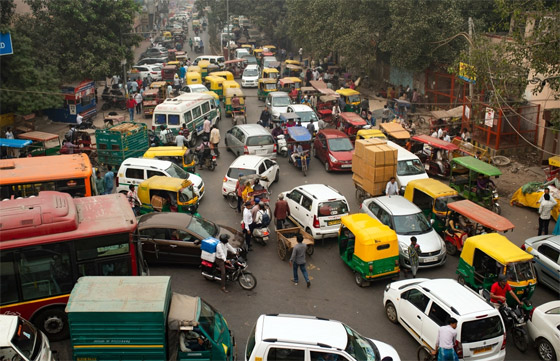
<box><xmin>200</xmin><ymin>237</ymin><xmax>219</xmax><ymax>262</ymax></box>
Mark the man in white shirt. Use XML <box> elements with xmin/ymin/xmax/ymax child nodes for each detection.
<box><xmin>203</xmin><ymin>117</ymin><xmax>212</xmax><ymax>138</ymax></box>
<box><xmin>215</xmin><ymin>234</ymin><xmax>236</xmax><ymax>293</ymax></box>
<box><xmin>134</xmin><ymin>92</ymin><xmax>143</xmax><ymax>114</ymax></box>
<box><xmin>76</xmin><ymin>113</ymin><xmax>83</xmax><ymax>126</ymax></box>
<box><xmin>433</xmin><ymin>318</ymin><xmax>458</xmax><ymax>360</ymax></box>
<box><xmin>243</xmin><ymin>201</ymin><xmax>253</xmax><ymax>251</ymax></box>
<box><xmin>175</xmin><ymin>132</ymin><xmax>186</xmax><ymax>147</ymax></box>
<box><xmin>385</xmin><ymin>177</ymin><xmax>399</xmax><ymax>196</ymax></box>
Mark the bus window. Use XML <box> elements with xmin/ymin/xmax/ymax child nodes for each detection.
<box><xmin>192</xmin><ymin>106</ymin><xmax>202</xmax><ymax>119</ymax></box>
<box><xmin>155</xmin><ymin>114</ymin><xmax>166</xmax><ymax>125</ymax></box>
<box><xmin>169</xmin><ymin>114</ymin><xmax>180</xmax><ymax>126</ymax></box>
<box><xmin>0</xmin><ymin>252</ymin><xmax>18</xmax><ymax>305</ymax></box>
<box><xmin>184</xmin><ymin>111</ymin><xmax>192</xmax><ymax>124</ymax></box>
<box><xmin>201</xmin><ymin>101</ymin><xmax>210</xmax><ymax>114</ymax></box>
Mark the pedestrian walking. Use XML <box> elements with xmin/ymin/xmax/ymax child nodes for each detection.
<box><xmin>408</xmin><ymin>237</ymin><xmax>421</xmax><ymax>278</ymax></box>
<box><xmin>126</xmin><ymin>97</ymin><xmax>136</xmax><ymax>121</ymax></box>
<box><xmin>216</xmin><ymin>234</ymin><xmax>236</xmax><ymax>293</ymax></box>
<box><xmin>382</xmin><ymin>105</ymin><xmax>390</xmax><ymax>123</ymax></box>
<box><xmin>167</xmin><ymin>83</ymin><xmax>173</xmax><ymax>98</ymax></box>
<box><xmin>134</xmin><ymin>92</ymin><xmax>143</xmax><ymax>115</ymax></box>
<box><xmin>274</xmin><ymin>194</ymin><xmax>290</xmax><ymax>230</ymax></box>
<box><xmin>259</xmin><ymin>107</ymin><xmax>271</xmax><ymax>128</ymax></box>
<box><xmin>203</xmin><ymin>117</ymin><xmax>211</xmax><ymax>138</ymax></box>
<box><xmin>209</xmin><ymin>125</ymin><xmax>220</xmax><ymax>157</ymax></box>
<box><xmin>94</xmin><ymin>170</ymin><xmax>105</xmax><ymax>195</ymax></box>
<box><xmin>175</xmin><ymin>131</ymin><xmax>186</xmax><ymax>147</ymax></box>
<box><xmin>104</xmin><ymin>165</ymin><xmax>115</xmax><ymax>195</ymax></box>
<box><xmin>4</xmin><ymin>127</ymin><xmax>16</xmax><ymax>157</ymax></box>
<box><xmin>126</xmin><ymin>184</ymin><xmax>141</xmax><ymax>216</ymax></box>
<box><xmin>290</xmin><ymin>234</ymin><xmax>311</xmax><ymax>288</ymax></box>
<box><xmin>298</xmin><ymin>47</ymin><xmax>303</xmax><ymax>62</ymax></box>
<box><xmin>243</xmin><ymin>201</ymin><xmax>254</xmax><ymax>251</ymax></box>
<box><xmin>235</xmin><ymin>173</ymin><xmax>245</xmax><ymax>213</ymax></box>
<box><xmin>433</xmin><ymin>318</ymin><xmax>459</xmax><ymax>361</ymax></box>
<box><xmin>385</xmin><ymin>177</ymin><xmax>399</xmax><ymax>196</ymax></box>
<box><xmin>538</xmin><ymin>193</ymin><xmax>556</xmax><ymax>235</ymax></box>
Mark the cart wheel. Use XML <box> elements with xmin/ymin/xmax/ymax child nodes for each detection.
<box><xmin>457</xmin><ymin>274</ymin><xmax>466</xmax><ymax>285</ymax></box>
<box><xmin>306</xmin><ymin>244</ymin><xmax>314</xmax><ymax>256</ymax></box>
<box><xmin>277</xmin><ymin>239</ymin><xmax>287</xmax><ymax>260</ymax></box>
<box><xmin>355</xmin><ymin>188</ymin><xmax>366</xmax><ymax>205</ymax></box>
<box><xmin>227</xmin><ymin>192</ymin><xmax>238</xmax><ymax>209</ymax></box>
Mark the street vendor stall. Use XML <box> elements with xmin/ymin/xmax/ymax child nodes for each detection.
<box><xmin>429</xmin><ymin>106</ymin><xmax>464</xmax><ymax>136</ymax></box>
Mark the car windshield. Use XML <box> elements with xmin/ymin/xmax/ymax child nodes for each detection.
<box><xmin>295</xmin><ymin>111</ymin><xmax>318</xmax><ymax>123</ymax></box>
<box><xmin>393</xmin><ymin>212</ymin><xmax>432</xmax><ymax>235</ymax></box>
<box><xmin>434</xmin><ymin>195</ymin><xmax>462</xmax><ymax>213</ymax></box>
<box><xmin>344</xmin><ymin>325</ymin><xmax>380</xmax><ymax>361</ymax></box>
<box><xmin>397</xmin><ymin>159</ymin><xmax>426</xmax><ymax>176</ymax></box>
<box><xmin>317</xmin><ymin>200</ymin><xmax>348</xmax><ymax>218</ymax></box>
<box><xmin>246</xmin><ymin>57</ymin><xmax>258</xmax><ymax>64</ymax></box>
<box><xmin>328</xmin><ymin>137</ymin><xmax>354</xmax><ymax>152</ymax></box>
<box><xmin>243</xmin><ymin>69</ymin><xmax>259</xmax><ymax>76</ymax></box>
<box><xmin>191</xmin><ymin>86</ymin><xmax>207</xmax><ymax>93</ymax></box>
<box><xmin>166</xmin><ymin>164</ymin><xmax>188</xmax><ymax>179</ymax></box>
<box><xmin>461</xmin><ymin>316</ymin><xmax>504</xmax><ymax>343</ymax></box>
<box><xmin>247</xmin><ymin>135</ymin><xmax>274</xmax><ymax>146</ymax></box>
<box><xmin>187</xmin><ymin>216</ymin><xmax>218</xmax><ymax>238</ymax></box>
<box><xmin>11</xmin><ymin>317</ymin><xmax>40</xmax><ymax>360</ymax></box>
<box><xmin>179</xmin><ymin>185</ymin><xmax>195</xmax><ymax>203</ymax></box>
<box><xmin>227</xmin><ymin>167</ymin><xmax>257</xmax><ymax>178</ymax></box>
<box><xmin>272</xmin><ymin>97</ymin><xmax>291</xmax><ymax>107</ymax></box>
<box><xmin>506</xmin><ymin>261</ymin><xmax>535</xmax><ymax>282</ymax></box>
<box><xmin>348</xmin><ymin>94</ymin><xmax>360</xmax><ymax>103</ymax></box>
<box><xmin>198</xmin><ymin>299</ymin><xmax>218</xmax><ymax>341</ymax></box>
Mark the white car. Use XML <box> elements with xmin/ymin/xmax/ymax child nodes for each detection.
<box><xmin>383</xmin><ymin>278</ymin><xmax>506</xmax><ymax>361</ymax></box>
<box><xmin>266</xmin><ymin>91</ymin><xmax>292</xmax><ymax>121</ymax></box>
<box><xmin>281</xmin><ymin>184</ymin><xmax>349</xmax><ymax>239</ymax></box>
<box><xmin>133</xmin><ymin>65</ymin><xmax>162</xmax><ymax>81</ymax></box>
<box><xmin>245</xmin><ymin>314</ymin><xmax>401</xmax><ymax>361</ymax></box>
<box><xmin>222</xmin><ymin>155</ymin><xmax>279</xmax><ymax>196</ymax></box>
<box><xmin>179</xmin><ymin>84</ymin><xmax>209</xmax><ymax>94</ymax></box>
<box><xmin>287</xmin><ymin>104</ymin><xmax>320</xmax><ymax>132</ymax></box>
<box><xmin>361</xmin><ymin>195</ymin><xmax>446</xmax><ymax>268</ymax></box>
<box><xmin>527</xmin><ymin>300</ymin><xmax>560</xmax><ymax>361</ymax></box>
<box><xmin>522</xmin><ymin>235</ymin><xmax>560</xmax><ymax>293</ymax></box>
<box><xmin>241</xmin><ymin>65</ymin><xmax>260</xmax><ymax>88</ymax></box>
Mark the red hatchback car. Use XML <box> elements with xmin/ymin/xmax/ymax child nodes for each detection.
<box><xmin>313</xmin><ymin>129</ymin><xmax>354</xmax><ymax>172</ymax></box>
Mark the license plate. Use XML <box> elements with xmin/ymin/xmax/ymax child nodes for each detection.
<box><xmin>327</xmin><ymin>219</ymin><xmax>341</xmax><ymax>226</ymax></box>
<box><xmin>473</xmin><ymin>346</ymin><xmax>492</xmax><ymax>354</ymax></box>
<box><xmin>255</xmin><ymin>149</ymin><xmax>267</xmax><ymax>154</ymax></box>
<box><xmin>423</xmin><ymin>256</ymin><xmax>438</xmax><ymax>263</ymax></box>
<box><xmin>341</xmin><ymin>164</ymin><xmax>352</xmax><ymax>168</ymax></box>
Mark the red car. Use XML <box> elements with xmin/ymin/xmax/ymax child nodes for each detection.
<box><xmin>313</xmin><ymin>129</ymin><xmax>354</xmax><ymax>172</ymax></box>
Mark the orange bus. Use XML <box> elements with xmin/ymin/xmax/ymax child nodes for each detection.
<box><xmin>0</xmin><ymin>153</ymin><xmax>94</xmax><ymax>199</ymax></box>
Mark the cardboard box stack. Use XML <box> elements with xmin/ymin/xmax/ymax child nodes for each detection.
<box><xmin>352</xmin><ymin>138</ymin><xmax>397</xmax><ymax>196</ymax></box>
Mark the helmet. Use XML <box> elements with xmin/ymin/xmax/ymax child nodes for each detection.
<box><xmin>498</xmin><ymin>274</ymin><xmax>507</xmax><ymax>282</ymax></box>
<box><xmin>202</xmin><ymin>135</ymin><xmax>209</xmax><ymax>142</ymax></box>
<box><xmin>219</xmin><ymin>234</ymin><xmax>230</xmax><ymax>243</ymax></box>
<box><xmin>254</xmin><ymin>197</ymin><xmax>260</xmax><ymax>203</ymax></box>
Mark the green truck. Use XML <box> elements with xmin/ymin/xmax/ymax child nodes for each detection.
<box><xmin>95</xmin><ymin>122</ymin><xmax>149</xmax><ymax>168</ymax></box>
<box><xmin>66</xmin><ymin>276</ymin><xmax>236</xmax><ymax>361</ymax></box>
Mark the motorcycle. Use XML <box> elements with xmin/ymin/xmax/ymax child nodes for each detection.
<box><xmin>196</xmin><ymin>149</ymin><xmax>216</xmax><ymax>171</ymax></box>
<box><xmin>252</xmin><ymin>224</ymin><xmax>270</xmax><ymax>246</ymax></box>
<box><xmin>276</xmin><ymin>134</ymin><xmax>288</xmax><ymax>157</ymax></box>
<box><xmin>76</xmin><ymin>117</ymin><xmax>96</xmax><ymax>130</ymax></box>
<box><xmin>200</xmin><ymin>252</ymin><xmax>257</xmax><ymax>290</ymax></box>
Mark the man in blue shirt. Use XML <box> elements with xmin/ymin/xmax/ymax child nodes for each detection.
<box><xmin>104</xmin><ymin>165</ymin><xmax>115</xmax><ymax>195</ymax></box>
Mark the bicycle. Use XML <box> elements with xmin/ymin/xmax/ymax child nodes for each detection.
<box><xmin>226</xmin><ymin>191</ymin><xmax>238</xmax><ymax>209</ymax></box>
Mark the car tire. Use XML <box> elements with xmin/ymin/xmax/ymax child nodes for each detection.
<box><xmin>536</xmin><ymin>338</ymin><xmax>556</xmax><ymax>361</ymax></box>
<box><xmin>325</xmin><ymin>161</ymin><xmax>331</xmax><ymax>172</ymax></box>
<box><xmin>34</xmin><ymin>307</ymin><xmax>69</xmax><ymax>341</ymax></box>
<box><xmin>274</xmin><ymin>170</ymin><xmax>279</xmax><ymax>183</ymax></box>
<box><xmin>385</xmin><ymin>301</ymin><xmax>398</xmax><ymax>324</ymax></box>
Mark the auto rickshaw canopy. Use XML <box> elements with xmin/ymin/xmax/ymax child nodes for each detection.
<box><xmin>139</xmin><ymin>175</ymin><xmax>193</xmax><ymax>193</ymax></box>
<box><xmin>287</xmin><ymin>126</ymin><xmax>312</xmax><ymax>142</ymax></box>
<box><xmin>197</xmin><ymin>60</ymin><xmax>210</xmax><ymax>69</ymax></box>
<box><xmin>460</xmin><ymin>233</ymin><xmax>532</xmax><ymax>266</ymax></box>
<box><xmin>211</xmin><ymin>71</ymin><xmax>234</xmax><ymax>81</ymax></box>
<box><xmin>356</xmin><ymin>129</ymin><xmax>386</xmax><ymax>139</ymax></box>
<box><xmin>340</xmin><ymin>112</ymin><xmax>367</xmax><ymax>127</ymax></box>
<box><xmin>278</xmin><ymin>78</ymin><xmax>295</xmax><ymax>87</ymax></box>
<box><xmin>380</xmin><ymin>122</ymin><xmax>411</xmax><ymax>140</ymax></box>
<box><xmin>336</xmin><ymin>88</ymin><xmax>361</xmax><ymax>97</ymax></box>
<box><xmin>284</xmin><ymin>60</ymin><xmax>302</xmax><ymax>66</ymax></box>
<box><xmin>222</xmin><ymin>80</ymin><xmax>241</xmax><ymax>91</ymax></box>
<box><xmin>549</xmin><ymin>155</ymin><xmax>560</xmax><ymax>167</ymax></box>
<box><xmin>341</xmin><ymin>214</ymin><xmax>398</xmax><ymax>262</ymax></box>
<box><xmin>18</xmin><ymin>131</ymin><xmax>59</xmax><ymax>142</ymax></box>
<box><xmin>187</xmin><ymin>66</ymin><xmax>202</xmax><ymax>74</ymax></box>
<box><xmin>167</xmin><ymin>60</ymin><xmax>180</xmax><ymax>67</ymax></box>
<box><xmin>406</xmin><ymin>178</ymin><xmax>458</xmax><ymax>199</ymax></box>
<box><xmin>186</xmin><ymin>72</ymin><xmax>202</xmax><ymax>84</ymax></box>
<box><xmin>412</xmin><ymin>134</ymin><xmax>459</xmax><ymax>151</ymax></box>
<box><xmin>448</xmin><ymin>200</ymin><xmax>515</xmax><ymax>232</ymax></box>
<box><xmin>143</xmin><ymin>146</ymin><xmax>189</xmax><ymax>158</ymax></box>
<box><xmin>150</xmin><ymin>81</ymin><xmax>168</xmax><ymax>89</ymax></box>
<box><xmin>452</xmin><ymin>156</ymin><xmax>502</xmax><ymax>176</ymax></box>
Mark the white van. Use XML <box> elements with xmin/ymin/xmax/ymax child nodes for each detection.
<box><xmin>116</xmin><ymin>158</ymin><xmax>205</xmax><ymax>199</ymax></box>
<box><xmin>194</xmin><ymin>55</ymin><xmax>225</xmax><ymax>70</ymax></box>
<box><xmin>152</xmin><ymin>93</ymin><xmax>219</xmax><ymax>147</ymax></box>
<box><xmin>387</xmin><ymin>140</ymin><xmax>428</xmax><ymax>193</ymax></box>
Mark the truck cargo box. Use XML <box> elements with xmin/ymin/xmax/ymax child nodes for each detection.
<box><xmin>95</xmin><ymin>122</ymin><xmax>149</xmax><ymax>168</ymax></box>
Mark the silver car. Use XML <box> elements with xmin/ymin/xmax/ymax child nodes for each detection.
<box><xmin>522</xmin><ymin>235</ymin><xmax>560</xmax><ymax>293</ymax></box>
<box><xmin>225</xmin><ymin>124</ymin><xmax>277</xmax><ymax>159</ymax></box>
<box><xmin>266</xmin><ymin>91</ymin><xmax>292</xmax><ymax>120</ymax></box>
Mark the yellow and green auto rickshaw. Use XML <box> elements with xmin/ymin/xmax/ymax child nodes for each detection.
<box><xmin>284</xmin><ymin>59</ymin><xmax>302</xmax><ymax>67</ymax></box>
<box><xmin>197</xmin><ymin>60</ymin><xmax>211</xmax><ymax>79</ymax></box>
<box><xmin>204</xmin><ymin>75</ymin><xmax>226</xmax><ymax>99</ymax></box>
<box><xmin>186</xmin><ymin>72</ymin><xmax>202</xmax><ymax>85</ymax></box>
<box><xmin>143</xmin><ymin>146</ymin><xmax>196</xmax><ymax>173</ymax></box>
<box><xmin>283</xmin><ymin>64</ymin><xmax>303</xmax><ymax>78</ymax></box>
<box><xmin>224</xmin><ymin>87</ymin><xmax>245</xmax><ymax>117</ymax></box>
<box><xmin>338</xmin><ymin>213</ymin><xmax>400</xmax><ymax>287</ymax></box>
<box><xmin>241</xmin><ymin>44</ymin><xmax>253</xmax><ymax>54</ymax></box>
<box><xmin>262</xmin><ymin>67</ymin><xmax>279</xmax><ymax>80</ymax></box>
<box><xmin>403</xmin><ymin>178</ymin><xmax>462</xmax><ymax>234</ymax></box>
<box><xmin>456</xmin><ymin>233</ymin><xmax>536</xmax><ymax>306</ymax></box>
<box><xmin>336</xmin><ymin>88</ymin><xmax>362</xmax><ymax>113</ymax></box>
<box><xmin>138</xmin><ymin>176</ymin><xmax>199</xmax><ymax>215</ymax></box>
<box><xmin>187</xmin><ymin>65</ymin><xmax>202</xmax><ymax>75</ymax></box>
<box><xmin>257</xmin><ymin>79</ymin><xmax>277</xmax><ymax>101</ymax></box>
<box><xmin>211</xmin><ymin>71</ymin><xmax>234</xmax><ymax>82</ymax></box>
<box><xmin>355</xmin><ymin>128</ymin><xmax>387</xmax><ymax>140</ymax></box>
<box><xmin>263</xmin><ymin>45</ymin><xmax>277</xmax><ymax>55</ymax></box>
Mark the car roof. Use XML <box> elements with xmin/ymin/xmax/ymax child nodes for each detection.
<box><xmin>386</xmin><ymin>140</ymin><xmax>419</xmax><ymax>161</ymax></box>
<box><xmin>230</xmin><ymin>155</ymin><xmax>266</xmax><ymax>168</ymax></box>
<box><xmin>415</xmin><ymin>279</ymin><xmax>497</xmax><ymax>317</ymax></box>
<box><xmin>295</xmin><ymin>184</ymin><xmax>344</xmax><ymax>200</ymax></box>
<box><xmin>0</xmin><ymin>315</ymin><xmax>17</xmax><ymax>347</ymax></box>
<box><xmin>268</xmin><ymin>91</ymin><xmax>289</xmax><ymax>98</ymax></box>
<box><xmin>319</xmin><ymin>129</ymin><xmax>348</xmax><ymax>138</ymax></box>
<box><xmin>121</xmin><ymin>157</ymin><xmax>173</xmax><ymax>169</ymax></box>
<box><xmin>289</xmin><ymin>104</ymin><xmax>314</xmax><ymax>112</ymax></box>
<box><xmin>245</xmin><ymin>64</ymin><xmax>259</xmax><ymax>70</ymax></box>
<box><xmin>137</xmin><ymin>212</ymin><xmax>192</xmax><ymax>229</ymax></box>
<box><xmin>526</xmin><ymin>235</ymin><xmax>560</xmax><ymax>247</ymax></box>
<box><xmin>235</xmin><ymin>124</ymin><xmax>272</xmax><ymax>135</ymax></box>
<box><xmin>258</xmin><ymin>314</ymin><xmax>347</xmax><ymax>350</ymax></box>
<box><xmin>371</xmin><ymin>195</ymin><xmax>421</xmax><ymax>215</ymax></box>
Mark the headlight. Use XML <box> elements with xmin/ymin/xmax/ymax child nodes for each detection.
<box><xmin>400</xmin><ymin>242</ymin><xmax>409</xmax><ymax>256</ymax></box>
<box><xmin>328</xmin><ymin>154</ymin><xmax>338</xmax><ymax>163</ymax></box>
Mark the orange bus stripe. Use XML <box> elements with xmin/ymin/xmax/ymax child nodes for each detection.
<box><xmin>74</xmin><ymin>345</ymin><xmax>164</xmax><ymax>349</ymax></box>
<box><xmin>0</xmin><ymin>294</ymin><xmax>70</xmax><ymax>309</ymax></box>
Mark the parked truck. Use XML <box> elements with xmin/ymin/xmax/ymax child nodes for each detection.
<box><xmin>65</xmin><ymin>276</ymin><xmax>236</xmax><ymax>361</ymax></box>
<box><xmin>95</xmin><ymin>122</ymin><xmax>149</xmax><ymax>168</ymax></box>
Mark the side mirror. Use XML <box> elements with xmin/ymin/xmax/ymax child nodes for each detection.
<box><xmin>194</xmin><ymin>239</ymin><xmax>201</xmax><ymax>245</ymax></box>
<box><xmin>430</xmin><ymin>219</ymin><xmax>435</xmax><ymax>225</ymax></box>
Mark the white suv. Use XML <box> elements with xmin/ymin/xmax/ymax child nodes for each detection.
<box><xmin>281</xmin><ymin>184</ymin><xmax>349</xmax><ymax>239</ymax></box>
<box><xmin>383</xmin><ymin>278</ymin><xmax>506</xmax><ymax>361</ymax></box>
<box><xmin>242</xmin><ymin>65</ymin><xmax>260</xmax><ymax>88</ymax></box>
<box><xmin>245</xmin><ymin>314</ymin><xmax>401</xmax><ymax>361</ymax></box>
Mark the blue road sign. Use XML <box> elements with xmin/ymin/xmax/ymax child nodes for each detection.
<box><xmin>0</xmin><ymin>32</ymin><xmax>14</xmax><ymax>56</ymax></box>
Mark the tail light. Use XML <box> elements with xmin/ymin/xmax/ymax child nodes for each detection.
<box><xmin>455</xmin><ymin>341</ymin><xmax>463</xmax><ymax>358</ymax></box>
<box><xmin>223</xmin><ymin>177</ymin><xmax>228</xmax><ymax>182</ymax></box>
<box><xmin>201</xmin><ymin>260</ymin><xmax>213</xmax><ymax>267</ymax></box>
<box><xmin>528</xmin><ymin>308</ymin><xmax>535</xmax><ymax>321</ymax></box>
<box><xmin>369</xmin><ymin>264</ymin><xmax>373</xmax><ymax>273</ymax></box>
<box><xmin>501</xmin><ymin>333</ymin><xmax>507</xmax><ymax>350</ymax></box>
<box><xmin>273</xmin><ymin>143</ymin><xmax>277</xmax><ymax>153</ymax></box>
<box><xmin>395</xmin><ymin>259</ymin><xmax>399</xmax><ymax>266</ymax></box>
<box><xmin>520</xmin><ymin>244</ymin><xmax>526</xmax><ymax>250</ymax></box>
<box><xmin>244</xmin><ymin>145</ymin><xmax>249</xmax><ymax>154</ymax></box>
<box><xmin>313</xmin><ymin>215</ymin><xmax>320</xmax><ymax>228</ymax></box>
<box><xmin>152</xmin><ymin>126</ymin><xmax>155</xmax><ymax>130</ymax></box>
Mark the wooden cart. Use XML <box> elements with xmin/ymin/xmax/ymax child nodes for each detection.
<box><xmin>276</xmin><ymin>226</ymin><xmax>315</xmax><ymax>261</ymax></box>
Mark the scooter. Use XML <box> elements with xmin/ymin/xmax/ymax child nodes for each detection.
<box><xmin>276</xmin><ymin>134</ymin><xmax>288</xmax><ymax>157</ymax></box>
<box><xmin>196</xmin><ymin>149</ymin><xmax>216</xmax><ymax>171</ymax></box>
<box><xmin>252</xmin><ymin>225</ymin><xmax>270</xmax><ymax>245</ymax></box>
<box><xmin>200</xmin><ymin>251</ymin><xmax>257</xmax><ymax>290</ymax></box>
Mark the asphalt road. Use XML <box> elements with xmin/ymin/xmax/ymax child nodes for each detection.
<box><xmin>51</xmin><ymin>24</ymin><xmax>557</xmax><ymax>361</ymax></box>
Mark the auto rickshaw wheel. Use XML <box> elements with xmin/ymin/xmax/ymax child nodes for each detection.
<box><xmin>277</xmin><ymin>239</ymin><xmax>287</xmax><ymax>260</ymax></box>
<box><xmin>354</xmin><ymin>272</ymin><xmax>369</xmax><ymax>287</ymax></box>
<box><xmin>492</xmin><ymin>203</ymin><xmax>502</xmax><ymax>215</ymax></box>
<box><xmin>416</xmin><ymin>345</ymin><xmax>435</xmax><ymax>361</ymax></box>
<box><xmin>457</xmin><ymin>274</ymin><xmax>466</xmax><ymax>285</ymax></box>
<box><xmin>306</xmin><ymin>244</ymin><xmax>314</xmax><ymax>256</ymax></box>
<box><xmin>445</xmin><ymin>242</ymin><xmax>458</xmax><ymax>256</ymax></box>
<box><xmin>385</xmin><ymin>301</ymin><xmax>398</xmax><ymax>324</ymax></box>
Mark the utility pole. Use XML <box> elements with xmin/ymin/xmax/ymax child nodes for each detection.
<box><xmin>226</xmin><ymin>0</ymin><xmax>230</xmax><ymax>60</ymax></box>
<box><xmin>468</xmin><ymin>17</ymin><xmax>474</xmax><ymax>100</ymax></box>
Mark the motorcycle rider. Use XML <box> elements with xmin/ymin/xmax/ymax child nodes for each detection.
<box><xmin>490</xmin><ymin>274</ymin><xmax>522</xmax><ymax>308</ymax></box>
<box><xmin>216</xmin><ymin>234</ymin><xmax>237</xmax><ymax>293</ymax></box>
<box><xmin>195</xmin><ymin>135</ymin><xmax>212</xmax><ymax>169</ymax></box>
